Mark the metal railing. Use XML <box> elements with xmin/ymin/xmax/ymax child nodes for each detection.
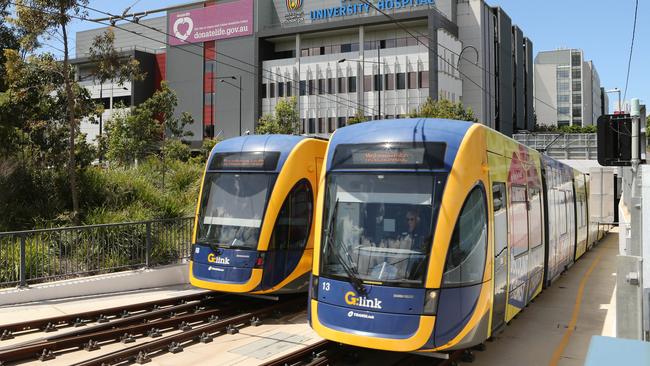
<box><xmin>0</xmin><ymin>217</ymin><xmax>194</xmax><ymax>289</ymax></box>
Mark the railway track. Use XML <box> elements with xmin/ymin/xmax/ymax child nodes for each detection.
<box><xmin>0</xmin><ymin>293</ymin><xmax>305</xmax><ymax>365</ymax></box>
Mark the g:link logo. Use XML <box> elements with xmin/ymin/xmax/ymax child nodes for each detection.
<box><xmin>344</xmin><ymin>291</ymin><xmax>382</xmax><ymax>309</ymax></box>
<box><xmin>207</xmin><ymin>253</ymin><xmax>230</xmax><ymax>265</ymax></box>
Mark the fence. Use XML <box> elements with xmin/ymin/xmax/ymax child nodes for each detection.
<box><xmin>513</xmin><ymin>133</ymin><xmax>598</xmax><ymax>160</ymax></box>
<box><xmin>0</xmin><ymin>217</ymin><xmax>194</xmax><ymax>289</ymax></box>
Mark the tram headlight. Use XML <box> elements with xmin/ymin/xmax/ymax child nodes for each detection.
<box><xmin>310</xmin><ymin>276</ymin><xmax>319</xmax><ymax>300</ymax></box>
<box><xmin>423</xmin><ymin>289</ymin><xmax>439</xmax><ymax>315</ymax></box>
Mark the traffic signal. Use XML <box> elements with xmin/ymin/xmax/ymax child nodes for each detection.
<box><xmin>597</xmin><ymin>114</ymin><xmax>637</xmax><ymax>166</ymax></box>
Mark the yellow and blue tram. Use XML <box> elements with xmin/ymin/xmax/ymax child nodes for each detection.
<box><xmin>190</xmin><ymin>135</ymin><xmax>327</xmax><ymax>294</ymax></box>
<box><xmin>309</xmin><ymin>119</ymin><xmax>598</xmax><ymax>352</ymax></box>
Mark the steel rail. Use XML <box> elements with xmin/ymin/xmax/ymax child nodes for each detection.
<box><xmin>0</xmin><ymin>295</ymin><xmax>274</xmax><ymax>364</ymax></box>
<box><xmin>70</xmin><ymin>298</ymin><xmax>305</xmax><ymax>366</ymax></box>
<box><xmin>0</xmin><ymin>294</ymin><xmax>232</xmax><ymax>351</ymax></box>
<box><xmin>0</xmin><ymin>291</ymin><xmax>213</xmax><ymax>339</ymax></box>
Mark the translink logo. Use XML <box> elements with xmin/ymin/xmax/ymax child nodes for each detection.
<box><xmin>344</xmin><ymin>291</ymin><xmax>382</xmax><ymax>309</ymax></box>
<box><xmin>207</xmin><ymin>253</ymin><xmax>230</xmax><ymax>265</ymax></box>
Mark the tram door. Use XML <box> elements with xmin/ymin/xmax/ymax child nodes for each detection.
<box><xmin>488</xmin><ymin>151</ymin><xmax>509</xmax><ymax>332</ymax></box>
<box><xmin>491</xmin><ymin>182</ymin><xmax>508</xmax><ymax>332</ymax></box>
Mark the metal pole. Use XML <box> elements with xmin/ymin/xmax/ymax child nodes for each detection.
<box><xmin>145</xmin><ymin>222</ymin><xmax>152</xmax><ymax>268</ymax></box>
<box><xmin>632</xmin><ymin>99</ymin><xmax>641</xmax><ymax>170</ymax></box>
<box><xmin>99</xmin><ymin>84</ymin><xmax>104</xmax><ymax>162</ymax></box>
<box><xmin>377</xmin><ymin>45</ymin><xmax>381</xmax><ymax>119</ymax></box>
<box><xmin>19</xmin><ymin>236</ymin><xmax>26</xmax><ymax>288</ymax></box>
<box><xmin>239</xmin><ymin>76</ymin><xmax>242</xmax><ymax>136</ymax></box>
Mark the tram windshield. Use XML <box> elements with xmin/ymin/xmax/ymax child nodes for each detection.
<box><xmin>321</xmin><ymin>173</ymin><xmax>444</xmax><ymax>287</ymax></box>
<box><xmin>197</xmin><ymin>173</ymin><xmax>276</xmax><ymax>249</ymax></box>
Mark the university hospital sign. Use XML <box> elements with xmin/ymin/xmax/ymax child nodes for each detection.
<box><xmin>284</xmin><ymin>0</ymin><xmax>436</xmax><ymax>25</ymax></box>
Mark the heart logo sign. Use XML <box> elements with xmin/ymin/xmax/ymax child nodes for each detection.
<box><xmin>173</xmin><ymin>16</ymin><xmax>194</xmax><ymax>41</ymax></box>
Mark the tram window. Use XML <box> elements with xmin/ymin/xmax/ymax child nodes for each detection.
<box><xmin>269</xmin><ymin>180</ymin><xmax>313</xmax><ymax>251</ymax></box>
<box><xmin>510</xmin><ymin>185</ymin><xmax>529</xmax><ymax>257</ymax></box>
<box><xmin>197</xmin><ymin>173</ymin><xmax>276</xmax><ymax>249</ymax></box>
<box><xmin>442</xmin><ymin>186</ymin><xmax>488</xmax><ymax>287</ymax></box>
<box><xmin>321</xmin><ymin>173</ymin><xmax>444</xmax><ymax>286</ymax></box>
<box><xmin>528</xmin><ymin>188</ymin><xmax>543</xmax><ymax>248</ymax></box>
<box><xmin>559</xmin><ymin>192</ymin><xmax>568</xmax><ymax>235</ymax></box>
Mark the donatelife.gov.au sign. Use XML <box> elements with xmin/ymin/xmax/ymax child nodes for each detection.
<box><xmin>168</xmin><ymin>0</ymin><xmax>253</xmax><ymax>46</ymax></box>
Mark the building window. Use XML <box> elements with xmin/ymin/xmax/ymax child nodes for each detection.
<box><xmin>364</xmin><ymin>75</ymin><xmax>372</xmax><ymax>91</ymax></box>
<box><xmin>341</xmin><ymin>43</ymin><xmax>352</xmax><ymax>53</ymax></box>
<box><xmin>308</xmin><ymin>80</ymin><xmax>316</xmax><ymax>95</ymax></box>
<box><xmin>558</xmin><ymin>120</ymin><xmax>570</xmax><ymax>127</ymax></box>
<box><xmin>396</xmin><ymin>73</ymin><xmax>406</xmax><ymax>89</ymax></box>
<box><xmin>558</xmin><ymin>94</ymin><xmax>570</xmax><ymax>103</ymax></box>
<box><xmin>572</xmin><ymin>81</ymin><xmax>582</xmax><ymax>92</ymax></box>
<box><xmin>310</xmin><ymin>47</ymin><xmax>321</xmax><ymax>56</ymax></box>
<box><xmin>557</xmin><ymin>69</ymin><xmax>570</xmax><ymax>79</ymax></box>
<box><xmin>571</xmin><ymin>52</ymin><xmax>581</xmax><ymax>67</ymax></box>
<box><xmin>269</xmin><ymin>83</ymin><xmax>275</xmax><ymax>98</ymax></box>
<box><xmin>385</xmin><ymin>74</ymin><xmax>395</xmax><ymax>90</ymax></box>
<box><xmin>572</xmin><ymin>107</ymin><xmax>582</xmax><ymax>118</ymax></box>
<box><xmin>328</xmin><ymin>78</ymin><xmax>335</xmax><ymax>94</ymax></box>
<box><xmin>365</xmin><ymin>40</ymin><xmax>377</xmax><ymax>50</ymax></box>
<box><xmin>317</xmin><ymin>79</ymin><xmax>325</xmax><ymax>95</ymax></box>
<box><xmin>308</xmin><ymin>118</ymin><xmax>316</xmax><ymax>133</ymax></box>
<box><xmin>300</xmin><ymin>80</ymin><xmax>307</xmax><ymax>96</ymax></box>
<box><xmin>419</xmin><ymin>71</ymin><xmax>429</xmax><ymax>88</ymax></box>
<box><xmin>338</xmin><ymin>77</ymin><xmax>347</xmax><ymax>93</ymax></box>
<box><xmin>338</xmin><ymin>117</ymin><xmax>346</xmax><ymax>128</ymax></box>
<box><xmin>348</xmin><ymin>76</ymin><xmax>357</xmax><ymax>93</ymax></box>
<box><xmin>261</xmin><ymin>83</ymin><xmax>268</xmax><ymax>99</ymax></box>
<box><xmin>301</xmin><ymin>119</ymin><xmax>305</xmax><ymax>134</ymax></box>
<box><xmin>408</xmin><ymin>72</ymin><xmax>417</xmax><ymax>89</ymax></box>
<box><xmin>572</xmin><ymin>94</ymin><xmax>581</xmax><ymax>104</ymax></box>
<box><xmin>572</xmin><ymin>69</ymin><xmax>581</xmax><ymax>79</ymax></box>
<box><xmin>396</xmin><ymin>37</ymin><xmax>408</xmax><ymax>48</ymax></box>
<box><xmin>301</xmin><ymin>48</ymin><xmax>309</xmax><ymax>57</ymax></box>
<box><xmin>278</xmin><ymin>82</ymin><xmax>284</xmax><ymax>97</ymax></box>
<box><xmin>286</xmin><ymin>81</ymin><xmax>292</xmax><ymax>97</ymax></box>
<box><xmin>328</xmin><ymin>117</ymin><xmax>336</xmax><ymax>133</ymax></box>
<box><xmin>318</xmin><ymin>118</ymin><xmax>324</xmax><ymax>133</ymax></box>
<box><xmin>373</xmin><ymin>74</ymin><xmax>382</xmax><ymax>91</ymax></box>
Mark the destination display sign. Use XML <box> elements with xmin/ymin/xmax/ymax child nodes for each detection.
<box><xmin>209</xmin><ymin>152</ymin><xmax>281</xmax><ymax>171</ymax></box>
<box><xmin>332</xmin><ymin>142</ymin><xmax>446</xmax><ymax>170</ymax></box>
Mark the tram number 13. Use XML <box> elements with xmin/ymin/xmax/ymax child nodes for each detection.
<box><xmin>322</xmin><ymin>282</ymin><xmax>331</xmax><ymax>292</ymax></box>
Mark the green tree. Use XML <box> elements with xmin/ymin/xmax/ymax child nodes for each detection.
<box><xmin>347</xmin><ymin>109</ymin><xmax>368</xmax><ymax>125</ymax></box>
<box><xmin>14</xmin><ymin>0</ymin><xmax>90</xmax><ymax>222</ymax></box>
<box><xmin>104</xmin><ymin>82</ymin><xmax>193</xmax><ymax>166</ymax></box>
<box><xmin>409</xmin><ymin>97</ymin><xmax>478</xmax><ymax>122</ymax></box>
<box><xmin>0</xmin><ymin>3</ymin><xmax>19</xmax><ymax>92</ymax></box>
<box><xmin>256</xmin><ymin>97</ymin><xmax>300</xmax><ymax>134</ymax></box>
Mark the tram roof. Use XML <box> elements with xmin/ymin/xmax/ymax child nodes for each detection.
<box><xmin>209</xmin><ymin>134</ymin><xmax>308</xmax><ymax>172</ymax></box>
<box><xmin>326</xmin><ymin>118</ymin><xmax>474</xmax><ymax>171</ymax></box>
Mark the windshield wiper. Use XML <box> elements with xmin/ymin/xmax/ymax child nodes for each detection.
<box><xmin>325</xmin><ymin>200</ymin><xmax>368</xmax><ymax>296</ymax></box>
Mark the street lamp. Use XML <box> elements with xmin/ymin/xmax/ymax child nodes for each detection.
<box><xmin>606</xmin><ymin>88</ymin><xmax>622</xmax><ymax>114</ymax></box>
<box><xmin>456</xmin><ymin>45</ymin><xmax>479</xmax><ymax>72</ymax></box>
<box><xmin>215</xmin><ymin>75</ymin><xmax>242</xmax><ymax>137</ymax></box>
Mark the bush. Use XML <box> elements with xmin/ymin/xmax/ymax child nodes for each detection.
<box><xmin>163</xmin><ymin>139</ymin><xmax>191</xmax><ymax>162</ymax></box>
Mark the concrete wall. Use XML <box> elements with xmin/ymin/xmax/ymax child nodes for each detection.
<box><xmin>214</xmin><ymin>36</ymin><xmax>258</xmax><ymax>138</ymax></box>
<box><xmin>166</xmin><ymin>43</ymin><xmax>204</xmax><ymax>146</ymax></box>
<box><xmin>0</xmin><ymin>264</ymin><xmax>190</xmax><ymax>306</ymax></box>
<box><xmin>535</xmin><ymin>63</ymin><xmax>557</xmax><ymax>126</ymax></box>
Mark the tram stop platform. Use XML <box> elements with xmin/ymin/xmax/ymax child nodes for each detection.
<box><xmin>473</xmin><ymin>228</ymin><xmax>619</xmax><ymax>366</ymax></box>
<box><xmin>0</xmin><ymin>229</ymin><xmax>621</xmax><ymax>366</ymax></box>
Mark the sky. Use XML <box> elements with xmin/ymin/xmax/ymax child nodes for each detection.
<box><xmin>58</xmin><ymin>0</ymin><xmax>647</xmax><ymax>112</ymax></box>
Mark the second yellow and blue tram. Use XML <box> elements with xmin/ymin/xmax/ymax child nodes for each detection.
<box><xmin>309</xmin><ymin>119</ymin><xmax>598</xmax><ymax>352</ymax></box>
<box><xmin>190</xmin><ymin>135</ymin><xmax>327</xmax><ymax>294</ymax></box>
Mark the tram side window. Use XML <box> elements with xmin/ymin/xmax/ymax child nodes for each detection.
<box><xmin>510</xmin><ymin>185</ymin><xmax>529</xmax><ymax>257</ymax></box>
<box><xmin>442</xmin><ymin>186</ymin><xmax>488</xmax><ymax>287</ymax></box>
<box><xmin>528</xmin><ymin>188</ymin><xmax>543</xmax><ymax>248</ymax></box>
<box><xmin>558</xmin><ymin>191</ymin><xmax>568</xmax><ymax>235</ymax></box>
<box><xmin>268</xmin><ymin>180</ymin><xmax>313</xmax><ymax>251</ymax></box>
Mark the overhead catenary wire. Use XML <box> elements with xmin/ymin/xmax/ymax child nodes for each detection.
<box><xmin>623</xmin><ymin>0</ymin><xmax>639</xmax><ymax>102</ymax></box>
